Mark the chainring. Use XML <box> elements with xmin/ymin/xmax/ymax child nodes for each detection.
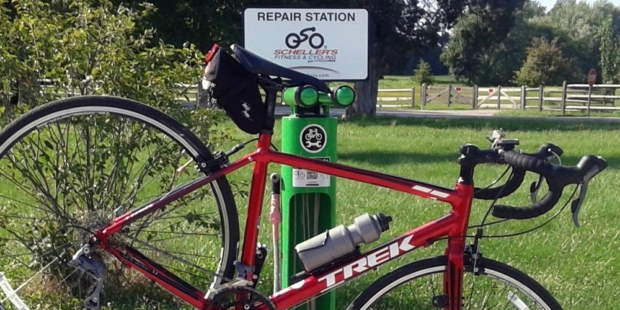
<box><xmin>206</xmin><ymin>287</ymin><xmax>275</xmax><ymax>310</ymax></box>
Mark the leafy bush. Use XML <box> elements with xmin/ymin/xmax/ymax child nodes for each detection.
<box><xmin>514</xmin><ymin>37</ymin><xmax>575</xmax><ymax>86</ymax></box>
<box><xmin>0</xmin><ymin>1</ymin><xmax>237</xmax><ymax>308</ymax></box>
<box><xmin>413</xmin><ymin>60</ymin><xmax>435</xmax><ymax>85</ymax></box>
<box><xmin>0</xmin><ymin>0</ymin><xmax>229</xmax><ymax>143</ymax></box>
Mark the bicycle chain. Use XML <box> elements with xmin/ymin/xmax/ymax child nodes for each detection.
<box><xmin>206</xmin><ymin>287</ymin><xmax>275</xmax><ymax>310</ymax></box>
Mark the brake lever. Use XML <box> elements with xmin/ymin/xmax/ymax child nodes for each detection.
<box><xmin>570</xmin><ymin>166</ymin><xmax>600</xmax><ymax>227</ymax></box>
<box><xmin>571</xmin><ymin>184</ymin><xmax>587</xmax><ymax>228</ymax></box>
<box><xmin>529</xmin><ymin>176</ymin><xmax>544</xmax><ymax>203</ymax></box>
<box><xmin>530</xmin><ymin>151</ymin><xmax>562</xmax><ymax>204</ymax></box>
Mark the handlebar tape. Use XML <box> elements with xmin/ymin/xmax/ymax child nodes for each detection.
<box><xmin>474</xmin><ymin>143</ymin><xmax>563</xmax><ymax>200</ymax></box>
<box><xmin>491</xmin><ymin>151</ymin><xmax>561</xmax><ymax>219</ymax></box>
<box><xmin>474</xmin><ymin>168</ymin><xmax>526</xmax><ymax>200</ymax></box>
<box><xmin>491</xmin><ymin>152</ymin><xmax>607</xmax><ymax>220</ymax></box>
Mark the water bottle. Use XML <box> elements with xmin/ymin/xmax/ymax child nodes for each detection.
<box><xmin>295</xmin><ymin>213</ymin><xmax>392</xmax><ymax>272</ymax></box>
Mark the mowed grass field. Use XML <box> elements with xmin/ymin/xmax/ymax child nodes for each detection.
<box><xmin>1</xmin><ymin>101</ymin><xmax>619</xmax><ymax>309</ymax></box>
<box><xmin>215</xmin><ymin>115</ymin><xmax>620</xmax><ymax>309</ymax></box>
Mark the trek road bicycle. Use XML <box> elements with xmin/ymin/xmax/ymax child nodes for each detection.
<box><xmin>0</xmin><ymin>43</ymin><xmax>608</xmax><ymax>310</ymax></box>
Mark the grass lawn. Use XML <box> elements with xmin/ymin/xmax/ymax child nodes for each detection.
<box><xmin>216</xmin><ymin>115</ymin><xmax>620</xmax><ymax>309</ymax></box>
<box><xmin>1</xmin><ymin>99</ymin><xmax>619</xmax><ymax>309</ymax></box>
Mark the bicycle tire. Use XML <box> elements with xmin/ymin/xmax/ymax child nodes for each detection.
<box><xmin>347</xmin><ymin>255</ymin><xmax>562</xmax><ymax>310</ymax></box>
<box><xmin>0</xmin><ymin>95</ymin><xmax>239</xmax><ymax>309</ymax></box>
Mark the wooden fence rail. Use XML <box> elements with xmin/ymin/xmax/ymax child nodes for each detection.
<box><xmin>419</xmin><ymin>82</ymin><xmax>620</xmax><ymax>115</ymax></box>
<box><xmin>28</xmin><ymin>79</ymin><xmax>620</xmax><ymax>114</ymax></box>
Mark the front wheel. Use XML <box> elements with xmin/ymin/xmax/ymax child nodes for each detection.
<box><xmin>347</xmin><ymin>255</ymin><xmax>562</xmax><ymax>310</ymax></box>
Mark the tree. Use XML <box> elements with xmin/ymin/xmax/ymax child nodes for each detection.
<box><xmin>413</xmin><ymin>60</ymin><xmax>434</xmax><ymax>85</ymax></box>
<box><xmin>110</xmin><ymin>0</ymin><xmax>353</xmax><ymax>52</ymax></box>
<box><xmin>599</xmin><ymin>16</ymin><xmax>620</xmax><ymax>84</ymax></box>
<box><xmin>514</xmin><ymin>37</ymin><xmax>574</xmax><ymax>86</ymax></box>
<box><xmin>535</xmin><ymin>0</ymin><xmax>620</xmax><ymax>82</ymax></box>
<box><xmin>440</xmin><ymin>0</ymin><xmax>547</xmax><ymax>85</ymax></box>
<box><xmin>344</xmin><ymin>0</ymin><xmax>527</xmax><ymax>117</ymax></box>
<box><xmin>404</xmin><ymin>32</ymin><xmax>451</xmax><ymax>76</ymax></box>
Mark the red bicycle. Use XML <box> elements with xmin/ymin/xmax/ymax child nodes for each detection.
<box><xmin>0</xmin><ymin>44</ymin><xmax>608</xmax><ymax>310</ymax></box>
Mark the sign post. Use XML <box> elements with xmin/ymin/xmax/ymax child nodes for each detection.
<box><xmin>587</xmin><ymin>69</ymin><xmax>596</xmax><ymax>116</ymax></box>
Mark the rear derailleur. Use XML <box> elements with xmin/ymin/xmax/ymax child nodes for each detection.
<box><xmin>67</xmin><ymin>244</ymin><xmax>106</xmax><ymax>310</ymax></box>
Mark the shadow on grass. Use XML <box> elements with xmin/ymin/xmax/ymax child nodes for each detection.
<box><xmin>338</xmin><ymin>115</ymin><xmax>620</xmax><ymax>132</ymax></box>
<box><xmin>339</xmin><ymin>150</ymin><xmax>620</xmax><ymax>170</ymax></box>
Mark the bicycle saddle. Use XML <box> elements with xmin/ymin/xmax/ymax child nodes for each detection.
<box><xmin>231</xmin><ymin>44</ymin><xmax>331</xmax><ymax>93</ymax></box>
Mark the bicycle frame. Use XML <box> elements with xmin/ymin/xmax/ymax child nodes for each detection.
<box><xmin>95</xmin><ymin>133</ymin><xmax>476</xmax><ymax>310</ymax></box>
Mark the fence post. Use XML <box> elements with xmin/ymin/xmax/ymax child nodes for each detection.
<box><xmin>520</xmin><ymin>85</ymin><xmax>526</xmax><ymax>110</ymax></box>
<box><xmin>472</xmin><ymin>85</ymin><xmax>478</xmax><ymax>109</ymax></box>
<box><xmin>587</xmin><ymin>84</ymin><xmax>593</xmax><ymax>116</ymax></box>
<box><xmin>561</xmin><ymin>81</ymin><xmax>567</xmax><ymax>116</ymax></box>
<box><xmin>448</xmin><ymin>84</ymin><xmax>452</xmax><ymax>107</ymax></box>
<box><xmin>411</xmin><ymin>86</ymin><xmax>415</xmax><ymax>109</ymax></box>
<box><xmin>538</xmin><ymin>85</ymin><xmax>544</xmax><ymax>112</ymax></box>
<box><xmin>497</xmin><ymin>85</ymin><xmax>502</xmax><ymax>109</ymax></box>
<box><xmin>421</xmin><ymin>83</ymin><xmax>427</xmax><ymax>110</ymax></box>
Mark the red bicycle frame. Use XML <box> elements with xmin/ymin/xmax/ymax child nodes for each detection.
<box><xmin>95</xmin><ymin>132</ymin><xmax>475</xmax><ymax>310</ymax></box>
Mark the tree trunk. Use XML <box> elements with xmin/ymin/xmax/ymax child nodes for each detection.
<box><xmin>343</xmin><ymin>17</ymin><xmax>378</xmax><ymax>119</ymax></box>
<box><xmin>343</xmin><ymin>61</ymin><xmax>378</xmax><ymax>118</ymax></box>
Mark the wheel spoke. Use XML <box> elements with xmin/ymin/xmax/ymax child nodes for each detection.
<box><xmin>0</xmin><ymin>98</ymin><xmax>238</xmax><ymax>309</ymax></box>
<box><xmin>348</xmin><ymin>256</ymin><xmax>561</xmax><ymax>310</ymax></box>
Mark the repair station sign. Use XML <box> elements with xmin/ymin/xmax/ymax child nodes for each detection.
<box><xmin>243</xmin><ymin>8</ymin><xmax>369</xmax><ymax>81</ymax></box>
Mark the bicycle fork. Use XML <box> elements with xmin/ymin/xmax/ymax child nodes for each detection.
<box><xmin>439</xmin><ymin>238</ymin><xmax>466</xmax><ymax>310</ymax></box>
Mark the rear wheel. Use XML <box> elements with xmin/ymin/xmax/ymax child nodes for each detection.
<box><xmin>347</xmin><ymin>255</ymin><xmax>562</xmax><ymax>310</ymax></box>
<box><xmin>0</xmin><ymin>96</ymin><xmax>239</xmax><ymax>309</ymax></box>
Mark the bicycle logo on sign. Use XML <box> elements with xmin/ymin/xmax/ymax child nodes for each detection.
<box><xmin>293</xmin><ymin>170</ymin><xmax>306</xmax><ymax>179</ymax></box>
<box><xmin>285</xmin><ymin>27</ymin><xmax>325</xmax><ymax>49</ymax></box>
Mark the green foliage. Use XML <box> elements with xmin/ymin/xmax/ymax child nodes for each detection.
<box><xmin>110</xmin><ymin>0</ymin><xmax>358</xmax><ymax>51</ymax></box>
<box><xmin>442</xmin><ymin>0</ymin><xmax>620</xmax><ymax>86</ymax></box>
<box><xmin>599</xmin><ymin>16</ymin><xmax>620</xmax><ymax>84</ymax></box>
<box><xmin>0</xmin><ymin>0</ymin><xmax>229</xmax><ymax>144</ymax></box>
<box><xmin>413</xmin><ymin>60</ymin><xmax>434</xmax><ymax>85</ymax></box>
<box><xmin>514</xmin><ymin>37</ymin><xmax>574</xmax><ymax>86</ymax></box>
<box><xmin>0</xmin><ymin>2</ymin><xmax>236</xmax><ymax>307</ymax></box>
<box><xmin>439</xmin><ymin>0</ymin><xmax>530</xmax><ymax>85</ymax></box>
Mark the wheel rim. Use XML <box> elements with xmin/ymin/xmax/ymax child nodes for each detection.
<box><xmin>0</xmin><ymin>106</ymin><xmax>232</xmax><ymax>309</ymax></box>
<box><xmin>361</xmin><ymin>265</ymin><xmax>552</xmax><ymax>309</ymax></box>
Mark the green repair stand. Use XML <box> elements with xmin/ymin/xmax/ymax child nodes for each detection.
<box><xmin>280</xmin><ymin>85</ymin><xmax>355</xmax><ymax>310</ymax></box>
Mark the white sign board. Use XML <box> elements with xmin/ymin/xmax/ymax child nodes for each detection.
<box><xmin>243</xmin><ymin>8</ymin><xmax>368</xmax><ymax>80</ymax></box>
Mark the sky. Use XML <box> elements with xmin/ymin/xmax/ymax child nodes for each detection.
<box><xmin>538</xmin><ymin>0</ymin><xmax>620</xmax><ymax>11</ymax></box>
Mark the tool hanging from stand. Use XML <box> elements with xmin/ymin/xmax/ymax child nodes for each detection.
<box><xmin>269</xmin><ymin>173</ymin><xmax>282</xmax><ymax>293</ymax></box>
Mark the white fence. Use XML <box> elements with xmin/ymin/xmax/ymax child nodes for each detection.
<box><xmin>419</xmin><ymin>82</ymin><xmax>620</xmax><ymax>114</ymax></box>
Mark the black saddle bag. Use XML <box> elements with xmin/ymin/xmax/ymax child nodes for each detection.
<box><xmin>204</xmin><ymin>46</ymin><xmax>265</xmax><ymax>134</ymax></box>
